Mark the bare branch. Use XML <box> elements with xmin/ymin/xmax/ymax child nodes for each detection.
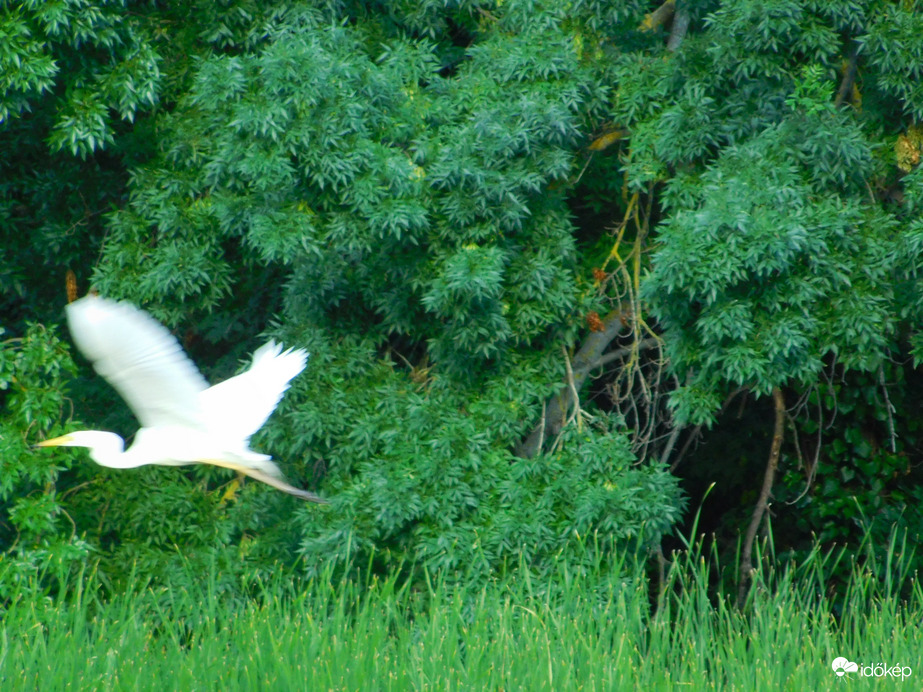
<box><xmin>658</xmin><ymin>416</ymin><xmax>683</xmax><ymax>466</ymax></box>
<box><xmin>516</xmin><ymin>308</ymin><xmax>629</xmax><ymax>458</ymax></box>
<box><xmin>666</xmin><ymin>5</ymin><xmax>690</xmax><ymax>52</ymax></box>
<box><xmin>562</xmin><ymin>345</ymin><xmax>583</xmax><ymax>429</ymax></box>
<box><xmin>669</xmin><ymin>424</ymin><xmax>701</xmax><ymax>472</ymax></box>
<box><xmin>879</xmin><ymin>365</ymin><xmax>897</xmax><ymax>453</ymax></box>
<box><xmin>668</xmin><ymin>387</ymin><xmax>744</xmax><ymax>472</ymax></box>
<box><xmin>583</xmin><ymin>337</ymin><xmax>660</xmax><ymax>374</ymax></box>
<box><xmin>532</xmin><ymin>399</ymin><xmax>545</xmax><ymax>456</ymax></box>
<box><xmin>835</xmin><ymin>40</ymin><xmax>860</xmax><ymax>108</ymax></box>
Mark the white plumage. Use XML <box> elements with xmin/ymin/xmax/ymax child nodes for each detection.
<box><xmin>38</xmin><ymin>295</ymin><xmax>326</xmax><ymax>503</ymax></box>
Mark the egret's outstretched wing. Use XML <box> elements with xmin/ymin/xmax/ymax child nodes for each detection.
<box><xmin>200</xmin><ymin>342</ymin><xmax>308</xmax><ymax>442</ymax></box>
<box><xmin>66</xmin><ymin>296</ymin><xmax>210</xmax><ymax>428</ymax></box>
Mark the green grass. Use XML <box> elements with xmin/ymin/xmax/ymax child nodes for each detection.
<box><xmin>1</xmin><ymin>535</ymin><xmax>921</xmax><ymax>690</ymax></box>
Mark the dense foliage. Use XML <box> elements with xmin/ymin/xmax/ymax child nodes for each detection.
<box><xmin>2</xmin><ymin>0</ymin><xmax>921</xmax><ymax>595</ymax></box>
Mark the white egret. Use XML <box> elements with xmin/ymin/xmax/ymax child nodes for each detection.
<box><xmin>37</xmin><ymin>295</ymin><xmax>327</xmax><ymax>503</ymax></box>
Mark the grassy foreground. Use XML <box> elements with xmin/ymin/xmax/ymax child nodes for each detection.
<box><xmin>2</xmin><ymin>536</ymin><xmax>921</xmax><ymax>690</ymax></box>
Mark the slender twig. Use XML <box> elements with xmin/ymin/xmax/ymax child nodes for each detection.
<box><xmin>788</xmin><ymin>387</ymin><xmax>823</xmax><ymax>504</ymax></box>
<box><xmin>879</xmin><ymin>365</ymin><xmax>897</xmax><ymax>453</ymax></box>
<box><xmin>658</xmin><ymin>413</ymin><xmax>683</xmax><ymax>467</ymax></box>
<box><xmin>582</xmin><ymin>337</ymin><xmax>660</xmax><ymax>374</ymax></box>
<box><xmin>59</xmin><ymin>506</ymin><xmax>78</xmax><ymax>538</ymax></box>
<box><xmin>670</xmin><ymin>424</ymin><xmax>701</xmax><ymax>472</ymax></box>
<box><xmin>536</xmin><ymin>399</ymin><xmax>546</xmax><ymax>455</ymax></box>
<box><xmin>669</xmin><ymin>387</ymin><xmax>744</xmax><ymax>472</ymax></box>
<box><xmin>562</xmin><ymin>345</ymin><xmax>583</xmax><ymax>432</ymax></box>
<box><xmin>572</xmin><ymin>151</ymin><xmax>596</xmax><ymax>187</ymax></box>
<box><xmin>60</xmin><ymin>479</ymin><xmax>99</xmax><ymax>499</ymax></box>
<box><xmin>656</xmin><ymin>375</ymin><xmax>685</xmax><ymax>466</ymax></box>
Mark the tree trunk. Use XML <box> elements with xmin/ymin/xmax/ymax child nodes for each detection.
<box><xmin>515</xmin><ymin>308</ymin><xmax>628</xmax><ymax>458</ymax></box>
<box><xmin>738</xmin><ymin>387</ymin><xmax>785</xmax><ymax>607</ymax></box>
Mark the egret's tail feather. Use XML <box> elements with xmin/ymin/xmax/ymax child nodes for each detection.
<box><xmin>239</xmin><ymin>466</ymin><xmax>329</xmax><ymax>504</ymax></box>
<box><xmin>203</xmin><ymin>458</ymin><xmax>328</xmax><ymax>503</ymax></box>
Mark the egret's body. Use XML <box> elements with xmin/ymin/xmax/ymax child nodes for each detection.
<box><xmin>38</xmin><ymin>295</ymin><xmax>326</xmax><ymax>503</ymax></box>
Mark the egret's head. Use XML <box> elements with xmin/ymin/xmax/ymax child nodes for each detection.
<box><xmin>36</xmin><ymin>434</ymin><xmax>72</xmax><ymax>447</ymax></box>
<box><xmin>37</xmin><ymin>432</ymin><xmax>97</xmax><ymax>448</ymax></box>
<box><xmin>36</xmin><ymin>431</ymin><xmax>124</xmax><ymax>458</ymax></box>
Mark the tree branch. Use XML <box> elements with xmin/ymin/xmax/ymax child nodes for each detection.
<box><xmin>669</xmin><ymin>387</ymin><xmax>744</xmax><ymax>472</ymax></box>
<box><xmin>583</xmin><ymin>337</ymin><xmax>659</xmax><ymax>374</ymax></box>
<box><xmin>640</xmin><ymin>0</ymin><xmax>676</xmax><ymax>32</ymax></box>
<box><xmin>658</xmin><ymin>415</ymin><xmax>683</xmax><ymax>466</ymax></box>
<box><xmin>516</xmin><ymin>308</ymin><xmax>628</xmax><ymax>458</ymax></box>
<box><xmin>666</xmin><ymin>5</ymin><xmax>690</xmax><ymax>52</ymax></box>
<box><xmin>835</xmin><ymin>40</ymin><xmax>860</xmax><ymax>108</ymax></box>
<box><xmin>738</xmin><ymin>387</ymin><xmax>785</xmax><ymax>607</ymax></box>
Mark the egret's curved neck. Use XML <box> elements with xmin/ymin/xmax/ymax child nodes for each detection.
<box><xmin>75</xmin><ymin>431</ymin><xmax>134</xmax><ymax>468</ymax></box>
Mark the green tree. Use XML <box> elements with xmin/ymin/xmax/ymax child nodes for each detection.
<box><xmin>4</xmin><ymin>0</ymin><xmax>923</xmax><ymax>598</ymax></box>
<box><xmin>616</xmin><ymin>0</ymin><xmax>923</xmax><ymax>591</ymax></box>
<box><xmin>0</xmin><ymin>324</ymin><xmax>85</xmax><ymax>599</ymax></box>
<box><xmin>2</xmin><ymin>1</ymin><xmax>683</xmax><ymax>590</ymax></box>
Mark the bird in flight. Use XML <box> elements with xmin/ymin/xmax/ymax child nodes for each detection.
<box><xmin>38</xmin><ymin>295</ymin><xmax>327</xmax><ymax>503</ymax></box>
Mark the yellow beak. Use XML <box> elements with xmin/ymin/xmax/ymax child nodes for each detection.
<box><xmin>35</xmin><ymin>434</ymin><xmax>74</xmax><ymax>447</ymax></box>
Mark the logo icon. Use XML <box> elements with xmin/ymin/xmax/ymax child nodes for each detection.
<box><xmin>832</xmin><ymin>657</ymin><xmax>859</xmax><ymax>677</ymax></box>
